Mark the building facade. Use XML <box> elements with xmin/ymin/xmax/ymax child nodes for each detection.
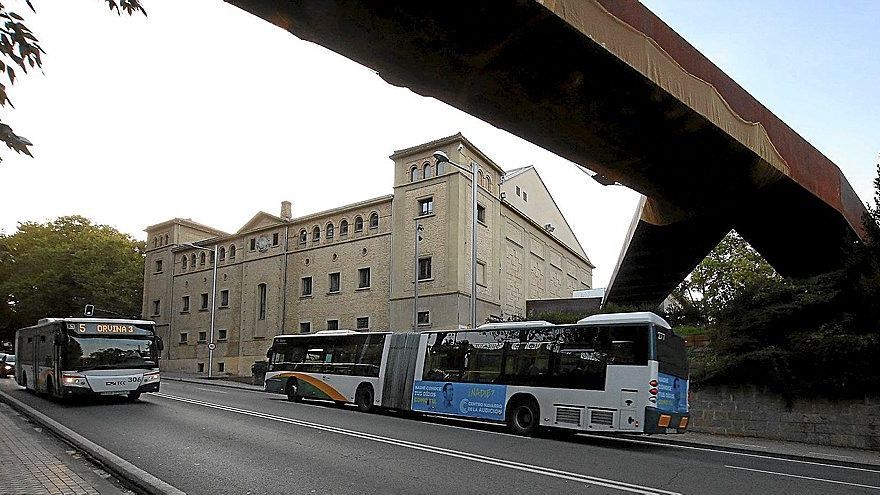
<box><xmin>143</xmin><ymin>134</ymin><xmax>594</xmax><ymax>375</ymax></box>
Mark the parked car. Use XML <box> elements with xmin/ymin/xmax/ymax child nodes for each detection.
<box><xmin>0</xmin><ymin>354</ymin><xmax>15</xmax><ymax>378</ymax></box>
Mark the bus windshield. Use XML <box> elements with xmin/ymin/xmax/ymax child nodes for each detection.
<box><xmin>63</xmin><ymin>336</ymin><xmax>157</xmax><ymax>370</ymax></box>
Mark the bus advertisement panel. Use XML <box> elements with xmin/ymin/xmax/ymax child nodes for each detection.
<box><xmin>412</xmin><ymin>381</ymin><xmax>506</xmax><ymax>420</ymax></box>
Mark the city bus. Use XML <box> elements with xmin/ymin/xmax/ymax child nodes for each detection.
<box><xmin>264</xmin><ymin>312</ymin><xmax>689</xmax><ymax>435</ymax></box>
<box><xmin>16</xmin><ymin>318</ymin><xmax>163</xmax><ymax>401</ymax></box>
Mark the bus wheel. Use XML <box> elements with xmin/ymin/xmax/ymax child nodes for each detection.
<box><xmin>507</xmin><ymin>397</ymin><xmax>540</xmax><ymax>436</ymax></box>
<box><xmin>285</xmin><ymin>380</ymin><xmax>301</xmax><ymax>402</ymax></box>
<box><xmin>355</xmin><ymin>385</ymin><xmax>374</xmax><ymax>413</ymax></box>
<box><xmin>127</xmin><ymin>391</ymin><xmax>141</xmax><ymax>402</ymax></box>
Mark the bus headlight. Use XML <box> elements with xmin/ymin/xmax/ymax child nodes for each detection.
<box><xmin>61</xmin><ymin>373</ymin><xmax>88</xmax><ymax>387</ymax></box>
<box><xmin>143</xmin><ymin>371</ymin><xmax>160</xmax><ymax>383</ymax></box>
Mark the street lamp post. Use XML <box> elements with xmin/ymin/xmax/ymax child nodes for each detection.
<box><xmin>413</xmin><ymin>221</ymin><xmax>423</xmax><ymax>332</ymax></box>
<box><xmin>182</xmin><ymin>243</ymin><xmax>218</xmax><ymax>378</ymax></box>
<box><xmin>433</xmin><ymin>149</ymin><xmax>478</xmax><ymax>329</ymax></box>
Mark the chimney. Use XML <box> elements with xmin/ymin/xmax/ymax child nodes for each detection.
<box><xmin>280</xmin><ymin>201</ymin><xmax>292</xmax><ymax>220</ymax></box>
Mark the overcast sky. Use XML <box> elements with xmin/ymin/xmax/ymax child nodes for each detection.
<box><xmin>0</xmin><ymin>1</ymin><xmax>876</xmax><ymax>289</ymax></box>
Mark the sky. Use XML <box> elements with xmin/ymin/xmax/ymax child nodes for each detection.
<box><xmin>0</xmin><ymin>0</ymin><xmax>877</xmax><ymax>289</ymax></box>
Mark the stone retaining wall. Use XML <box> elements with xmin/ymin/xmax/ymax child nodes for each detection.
<box><xmin>690</xmin><ymin>385</ymin><xmax>880</xmax><ymax>451</ymax></box>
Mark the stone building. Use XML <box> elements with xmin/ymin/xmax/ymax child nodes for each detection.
<box><xmin>143</xmin><ymin>134</ymin><xmax>594</xmax><ymax>375</ymax></box>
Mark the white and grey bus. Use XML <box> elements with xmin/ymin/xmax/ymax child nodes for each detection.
<box><xmin>264</xmin><ymin>312</ymin><xmax>689</xmax><ymax>435</ymax></box>
<box><xmin>16</xmin><ymin>318</ymin><xmax>163</xmax><ymax>401</ymax></box>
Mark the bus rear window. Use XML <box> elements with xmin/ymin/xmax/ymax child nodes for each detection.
<box><xmin>655</xmin><ymin>328</ymin><xmax>689</xmax><ymax>378</ymax></box>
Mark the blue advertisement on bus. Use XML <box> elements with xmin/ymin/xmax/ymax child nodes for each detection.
<box><xmin>656</xmin><ymin>373</ymin><xmax>688</xmax><ymax>413</ymax></box>
<box><xmin>412</xmin><ymin>381</ymin><xmax>507</xmax><ymax>421</ymax></box>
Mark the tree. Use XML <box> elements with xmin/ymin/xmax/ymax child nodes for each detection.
<box><xmin>668</xmin><ymin>230</ymin><xmax>778</xmax><ymax>324</ymax></box>
<box><xmin>0</xmin><ymin>216</ymin><xmax>145</xmax><ymax>344</ymax></box>
<box><xmin>0</xmin><ymin>1</ymin><xmax>146</xmax><ymax>163</ymax></box>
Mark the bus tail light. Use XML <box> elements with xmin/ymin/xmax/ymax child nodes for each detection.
<box><xmin>658</xmin><ymin>415</ymin><xmax>671</xmax><ymax>427</ymax></box>
<box><xmin>649</xmin><ymin>379</ymin><xmax>658</xmax><ymax>387</ymax></box>
<box><xmin>649</xmin><ymin>388</ymin><xmax>658</xmax><ymax>395</ymax></box>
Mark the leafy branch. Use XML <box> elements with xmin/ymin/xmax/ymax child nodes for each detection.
<box><xmin>0</xmin><ymin>1</ymin><xmax>146</xmax><ymax>163</ymax></box>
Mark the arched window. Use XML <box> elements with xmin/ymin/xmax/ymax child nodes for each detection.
<box><xmin>153</xmin><ymin>238</ymin><xmax>157</xmax><ymax>248</ymax></box>
<box><xmin>209</xmin><ymin>250</ymin><xmax>215</xmax><ymax>264</ymax></box>
<box><xmin>423</xmin><ymin>162</ymin><xmax>433</xmax><ymax>179</ymax></box>
<box><xmin>164</xmin><ymin>234</ymin><xmax>169</xmax><ymax>246</ymax></box>
<box><xmin>199</xmin><ymin>252</ymin><xmax>206</xmax><ymax>266</ymax></box>
<box><xmin>312</xmin><ymin>226</ymin><xmax>320</xmax><ymax>242</ymax></box>
<box><xmin>299</xmin><ymin>229</ymin><xmax>307</xmax><ymax>246</ymax></box>
<box><xmin>340</xmin><ymin>219</ymin><xmax>349</xmax><ymax>235</ymax></box>
<box><xmin>219</xmin><ymin>247</ymin><xmax>226</xmax><ymax>261</ymax></box>
<box><xmin>326</xmin><ymin>222</ymin><xmax>334</xmax><ymax>240</ymax></box>
<box><xmin>410</xmin><ymin>166</ymin><xmax>420</xmax><ymax>182</ymax></box>
<box><xmin>181</xmin><ymin>255</ymin><xmax>188</xmax><ymax>270</ymax></box>
<box><xmin>354</xmin><ymin>216</ymin><xmax>364</xmax><ymax>232</ymax></box>
<box><xmin>478</xmin><ymin>169</ymin><xmax>485</xmax><ymax>188</ymax></box>
<box><xmin>229</xmin><ymin>245</ymin><xmax>236</xmax><ymax>260</ymax></box>
<box><xmin>369</xmin><ymin>212</ymin><xmax>379</xmax><ymax>230</ymax></box>
<box><xmin>436</xmin><ymin>160</ymin><xmax>445</xmax><ymax>175</ymax></box>
<box><xmin>190</xmin><ymin>255</ymin><xmax>196</xmax><ymax>268</ymax></box>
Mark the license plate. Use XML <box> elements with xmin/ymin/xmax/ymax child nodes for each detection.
<box><xmin>665</xmin><ymin>427</ymin><xmax>678</xmax><ymax>433</ymax></box>
<box><xmin>100</xmin><ymin>391</ymin><xmax>128</xmax><ymax>396</ymax></box>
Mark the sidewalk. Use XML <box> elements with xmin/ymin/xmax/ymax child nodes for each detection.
<box><xmin>165</xmin><ymin>370</ymin><xmax>880</xmax><ymax>469</ymax></box>
<box><xmin>0</xmin><ymin>400</ymin><xmax>126</xmax><ymax>495</ymax></box>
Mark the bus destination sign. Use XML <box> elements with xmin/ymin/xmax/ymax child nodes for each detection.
<box><xmin>66</xmin><ymin>322</ymin><xmax>154</xmax><ymax>336</ymax></box>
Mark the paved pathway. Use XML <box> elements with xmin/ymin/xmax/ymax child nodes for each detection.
<box><xmin>0</xmin><ymin>400</ymin><xmax>125</xmax><ymax>494</ymax></box>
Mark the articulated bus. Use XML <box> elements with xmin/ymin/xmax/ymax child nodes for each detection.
<box><xmin>16</xmin><ymin>318</ymin><xmax>163</xmax><ymax>401</ymax></box>
<box><xmin>265</xmin><ymin>312</ymin><xmax>689</xmax><ymax>435</ymax></box>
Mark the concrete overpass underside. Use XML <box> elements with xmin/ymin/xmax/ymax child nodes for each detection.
<box><xmin>227</xmin><ymin>0</ymin><xmax>867</xmax><ymax>306</ymax></box>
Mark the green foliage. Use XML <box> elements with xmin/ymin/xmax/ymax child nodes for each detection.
<box><xmin>529</xmin><ymin>311</ymin><xmax>583</xmax><ymax>325</ymax></box>
<box><xmin>669</xmin><ymin>231</ymin><xmax>778</xmax><ymax>324</ymax></box>
<box><xmin>0</xmin><ymin>216</ymin><xmax>145</xmax><ymax>343</ymax></box>
<box><xmin>0</xmin><ymin>1</ymin><xmax>146</xmax><ymax>163</ymax></box>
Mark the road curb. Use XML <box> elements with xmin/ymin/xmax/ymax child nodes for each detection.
<box><xmin>615</xmin><ymin>434</ymin><xmax>880</xmax><ymax>470</ymax></box>
<box><xmin>0</xmin><ymin>389</ymin><xmax>186</xmax><ymax>495</ymax></box>
<box><xmin>163</xmin><ymin>376</ymin><xmax>266</xmax><ymax>393</ymax></box>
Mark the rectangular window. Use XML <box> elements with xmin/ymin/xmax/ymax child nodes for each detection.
<box><xmin>198</xmin><ymin>331</ymin><xmax>207</xmax><ymax>342</ymax></box>
<box><xmin>258</xmin><ymin>284</ymin><xmax>267</xmax><ymax>321</ymax></box>
<box><xmin>328</xmin><ymin>272</ymin><xmax>340</xmax><ymax>293</ymax></box>
<box><xmin>301</xmin><ymin>277</ymin><xmax>313</xmax><ymax>296</ymax></box>
<box><xmin>418</xmin><ymin>257</ymin><xmax>432</xmax><ymax>281</ymax></box>
<box><xmin>218</xmin><ymin>362</ymin><xmax>225</xmax><ymax>373</ymax></box>
<box><xmin>358</xmin><ymin>268</ymin><xmax>371</xmax><ymax>289</ymax></box>
<box><xmin>218</xmin><ymin>329</ymin><xmax>228</xmax><ymax>341</ymax></box>
<box><xmin>179</xmin><ymin>332</ymin><xmax>188</xmax><ymax>344</ymax></box>
<box><xmin>477</xmin><ymin>261</ymin><xmax>487</xmax><ymax>286</ymax></box>
<box><xmin>417</xmin><ymin>311</ymin><xmax>430</xmax><ymax>326</ymax></box>
<box><xmin>327</xmin><ymin>320</ymin><xmax>339</xmax><ymax>331</ymax></box>
<box><xmin>152</xmin><ymin>300</ymin><xmax>160</xmax><ymax>316</ymax></box>
<box><xmin>200</xmin><ymin>293</ymin><xmax>209</xmax><ymax>310</ymax></box>
<box><xmin>181</xmin><ymin>296</ymin><xmax>190</xmax><ymax>313</ymax></box>
<box><xmin>356</xmin><ymin>317</ymin><xmax>369</xmax><ymax>330</ymax></box>
<box><xmin>418</xmin><ymin>197</ymin><xmax>434</xmax><ymax>216</ymax></box>
<box><xmin>197</xmin><ymin>363</ymin><xmax>205</xmax><ymax>373</ymax></box>
<box><xmin>515</xmin><ymin>185</ymin><xmax>521</xmax><ymax>197</ymax></box>
<box><xmin>477</xmin><ymin>204</ymin><xmax>486</xmax><ymax>224</ymax></box>
<box><xmin>220</xmin><ymin>290</ymin><xmax>229</xmax><ymax>307</ymax></box>
<box><xmin>155</xmin><ymin>259</ymin><xmax>163</xmax><ymax>273</ymax></box>
<box><xmin>300</xmin><ymin>322</ymin><xmax>311</xmax><ymax>333</ymax></box>
<box><xmin>272</xmin><ymin>233</ymin><xmax>279</xmax><ymax>246</ymax></box>
<box><xmin>522</xmin><ymin>191</ymin><xmax>528</xmax><ymax>202</ymax></box>
<box><xmin>250</xmin><ymin>238</ymin><xmax>256</xmax><ymax>251</ymax></box>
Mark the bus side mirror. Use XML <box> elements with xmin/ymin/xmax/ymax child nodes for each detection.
<box><xmin>266</xmin><ymin>348</ymin><xmax>272</xmax><ymax>359</ymax></box>
<box><xmin>156</xmin><ymin>337</ymin><xmax>164</xmax><ymax>352</ymax></box>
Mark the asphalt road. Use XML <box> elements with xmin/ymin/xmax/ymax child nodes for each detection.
<box><xmin>2</xmin><ymin>379</ymin><xmax>878</xmax><ymax>494</ymax></box>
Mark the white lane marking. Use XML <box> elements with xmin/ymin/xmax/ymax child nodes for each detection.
<box><xmin>193</xmin><ymin>387</ymin><xmax>228</xmax><ymax>394</ymax></box>
<box><xmin>150</xmin><ymin>392</ymin><xmax>680</xmax><ymax>495</ymax></box>
<box><xmin>603</xmin><ymin>436</ymin><xmax>880</xmax><ymax>474</ymax></box>
<box><xmin>725</xmin><ymin>465</ymin><xmax>880</xmax><ymax>491</ymax></box>
<box><xmin>730</xmin><ymin>443</ymin><xmax>767</xmax><ymax>449</ymax></box>
<box><xmin>808</xmin><ymin>452</ymin><xmax>854</xmax><ymax>460</ymax></box>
